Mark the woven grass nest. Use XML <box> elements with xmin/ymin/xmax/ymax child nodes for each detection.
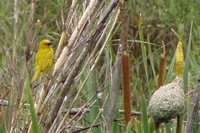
<box><xmin>148</xmin><ymin>76</ymin><xmax>186</xmax><ymax>123</ymax></box>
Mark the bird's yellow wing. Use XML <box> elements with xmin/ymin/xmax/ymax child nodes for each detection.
<box><xmin>36</xmin><ymin>48</ymin><xmax>54</xmax><ymax>71</ymax></box>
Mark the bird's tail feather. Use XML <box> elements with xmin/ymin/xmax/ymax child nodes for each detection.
<box><xmin>32</xmin><ymin>70</ymin><xmax>40</xmax><ymax>81</ymax></box>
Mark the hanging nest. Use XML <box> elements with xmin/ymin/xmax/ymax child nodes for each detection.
<box><xmin>148</xmin><ymin>76</ymin><xmax>186</xmax><ymax>123</ymax></box>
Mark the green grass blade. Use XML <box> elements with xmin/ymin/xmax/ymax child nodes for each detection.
<box><xmin>139</xmin><ymin>22</ymin><xmax>149</xmax><ymax>95</ymax></box>
<box><xmin>148</xmin><ymin>43</ymin><xmax>157</xmax><ymax>84</ymax></box>
<box><xmin>166</xmin><ymin>54</ymin><xmax>176</xmax><ymax>83</ymax></box>
<box><xmin>83</xmin><ymin>69</ymin><xmax>101</xmax><ymax>133</ymax></box>
<box><xmin>141</xmin><ymin>96</ymin><xmax>148</xmax><ymax>133</ymax></box>
<box><xmin>112</xmin><ymin>110</ymin><xmax>120</xmax><ymax>133</ymax></box>
<box><xmin>125</xmin><ymin>119</ymin><xmax>133</xmax><ymax>133</ymax></box>
<box><xmin>24</xmin><ymin>75</ymin><xmax>40</xmax><ymax>133</ymax></box>
<box><xmin>134</xmin><ymin>117</ymin><xmax>142</xmax><ymax>133</ymax></box>
<box><xmin>148</xmin><ymin>119</ymin><xmax>154</xmax><ymax>133</ymax></box>
<box><xmin>0</xmin><ymin>122</ymin><xmax>5</xmax><ymax>133</ymax></box>
<box><xmin>183</xmin><ymin>21</ymin><xmax>193</xmax><ymax>94</ymax></box>
<box><xmin>165</xmin><ymin>123</ymin><xmax>172</xmax><ymax>133</ymax></box>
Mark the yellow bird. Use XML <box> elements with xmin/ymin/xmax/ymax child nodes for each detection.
<box><xmin>32</xmin><ymin>39</ymin><xmax>54</xmax><ymax>81</ymax></box>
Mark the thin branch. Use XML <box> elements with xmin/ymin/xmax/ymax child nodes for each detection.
<box><xmin>72</xmin><ymin>124</ymin><xmax>101</xmax><ymax>133</ymax></box>
<box><xmin>25</xmin><ymin>0</ymin><xmax>37</xmax><ymax>64</ymax></box>
<box><xmin>12</xmin><ymin>0</ymin><xmax>20</xmax><ymax>65</ymax></box>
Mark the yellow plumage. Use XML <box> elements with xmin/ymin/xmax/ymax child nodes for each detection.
<box><xmin>32</xmin><ymin>39</ymin><xmax>54</xmax><ymax>81</ymax></box>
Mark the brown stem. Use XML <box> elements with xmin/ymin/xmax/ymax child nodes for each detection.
<box><xmin>176</xmin><ymin>115</ymin><xmax>183</xmax><ymax>133</ymax></box>
<box><xmin>120</xmin><ymin>0</ymin><xmax>132</xmax><ymax>126</ymax></box>
<box><xmin>122</xmin><ymin>55</ymin><xmax>132</xmax><ymax>125</ymax></box>
<box><xmin>119</xmin><ymin>0</ymin><xmax>127</xmax><ymax>51</ymax></box>
<box><xmin>157</xmin><ymin>42</ymin><xmax>166</xmax><ymax>88</ymax></box>
<box><xmin>154</xmin><ymin>122</ymin><xmax>160</xmax><ymax>132</ymax></box>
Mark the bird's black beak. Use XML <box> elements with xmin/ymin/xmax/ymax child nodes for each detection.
<box><xmin>47</xmin><ymin>42</ymin><xmax>53</xmax><ymax>46</ymax></box>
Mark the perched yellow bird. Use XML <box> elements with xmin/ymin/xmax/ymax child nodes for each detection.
<box><xmin>32</xmin><ymin>39</ymin><xmax>54</xmax><ymax>81</ymax></box>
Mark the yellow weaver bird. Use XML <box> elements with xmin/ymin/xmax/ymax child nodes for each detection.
<box><xmin>32</xmin><ymin>39</ymin><xmax>54</xmax><ymax>81</ymax></box>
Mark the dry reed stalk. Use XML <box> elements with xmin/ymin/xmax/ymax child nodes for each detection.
<box><xmin>54</xmin><ymin>0</ymin><xmax>78</xmax><ymax>60</ymax></box>
<box><xmin>74</xmin><ymin>0</ymin><xmax>119</xmax><ymax>79</ymax></box>
<box><xmin>12</xmin><ymin>0</ymin><xmax>19</xmax><ymax>65</ymax></box>
<box><xmin>37</xmin><ymin>78</ymin><xmax>61</xmax><ymax>117</ymax></box>
<box><xmin>36</xmin><ymin>0</ymin><xmax>96</xmax><ymax>128</ymax></box>
<box><xmin>25</xmin><ymin>0</ymin><xmax>37</xmax><ymax>63</ymax></box>
<box><xmin>9</xmin><ymin>0</ymin><xmax>20</xmax><ymax>131</ymax></box>
<box><xmin>54</xmin><ymin>31</ymin><xmax>67</xmax><ymax>60</ymax></box>
<box><xmin>61</xmin><ymin>1</ymin><xmax>105</xmax><ymax>78</ymax></box>
<box><xmin>10</xmin><ymin>0</ymin><xmax>36</xmax><ymax>133</ymax></box>
<box><xmin>64</xmin><ymin>0</ymin><xmax>78</xmax><ymax>31</ymax></box>
<box><xmin>43</xmin><ymin>51</ymin><xmax>86</xmax><ymax>132</ymax></box>
<box><xmin>53</xmin><ymin>0</ymin><xmax>97</xmax><ymax>75</ymax></box>
<box><xmin>56</xmin><ymin>3</ymin><xmax>119</xmax><ymax>132</ymax></box>
<box><xmin>120</xmin><ymin>0</ymin><xmax>132</xmax><ymax>125</ymax></box>
<box><xmin>42</xmin><ymin>1</ymin><xmax>107</xmax><ymax>132</ymax></box>
<box><xmin>48</xmin><ymin>96</ymin><xmax>67</xmax><ymax>133</ymax></box>
<box><xmin>59</xmin><ymin>94</ymin><xmax>97</xmax><ymax>133</ymax></box>
<box><xmin>38</xmin><ymin>0</ymin><xmax>119</xmax><ymax>132</ymax></box>
<box><xmin>36</xmin><ymin>82</ymin><xmax>50</xmax><ymax>115</ymax></box>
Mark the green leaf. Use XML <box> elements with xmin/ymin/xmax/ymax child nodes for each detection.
<box><xmin>0</xmin><ymin>121</ymin><xmax>5</xmax><ymax>133</ymax></box>
<box><xmin>24</xmin><ymin>74</ymin><xmax>40</xmax><ymax>133</ymax></box>
<box><xmin>112</xmin><ymin>110</ymin><xmax>120</xmax><ymax>133</ymax></box>
<box><xmin>166</xmin><ymin>53</ymin><xmax>176</xmax><ymax>83</ymax></box>
<box><xmin>134</xmin><ymin>118</ymin><xmax>142</xmax><ymax>133</ymax></box>
<box><xmin>126</xmin><ymin>119</ymin><xmax>133</xmax><ymax>133</ymax></box>
<box><xmin>183</xmin><ymin>21</ymin><xmax>193</xmax><ymax>94</ymax></box>
<box><xmin>84</xmin><ymin>69</ymin><xmax>101</xmax><ymax>133</ymax></box>
<box><xmin>141</xmin><ymin>96</ymin><xmax>148</xmax><ymax>133</ymax></box>
<box><xmin>165</xmin><ymin>123</ymin><xmax>172</xmax><ymax>133</ymax></box>
<box><xmin>139</xmin><ymin>22</ymin><xmax>150</xmax><ymax>96</ymax></box>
